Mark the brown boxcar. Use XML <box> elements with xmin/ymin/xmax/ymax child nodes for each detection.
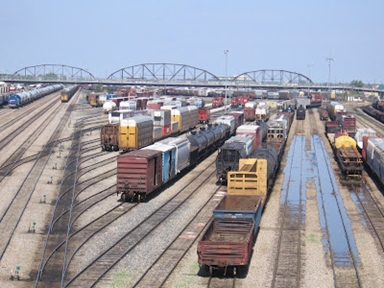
<box><xmin>101</xmin><ymin>124</ymin><xmax>119</xmax><ymax>151</ymax></box>
<box><xmin>116</xmin><ymin>149</ymin><xmax>162</xmax><ymax>202</ymax></box>
<box><xmin>227</xmin><ymin>111</ymin><xmax>244</xmax><ymax>127</ymax></box>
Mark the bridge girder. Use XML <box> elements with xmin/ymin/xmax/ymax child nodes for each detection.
<box><xmin>107</xmin><ymin>63</ymin><xmax>220</xmax><ymax>82</ymax></box>
<box><xmin>13</xmin><ymin>64</ymin><xmax>95</xmax><ymax>80</ymax></box>
<box><xmin>233</xmin><ymin>69</ymin><xmax>313</xmax><ymax>85</ymax></box>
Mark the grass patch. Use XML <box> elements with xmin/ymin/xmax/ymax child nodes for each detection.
<box><xmin>306</xmin><ymin>233</ymin><xmax>319</xmax><ymax>243</ymax></box>
<box><xmin>111</xmin><ymin>272</ymin><xmax>130</xmax><ymax>288</ymax></box>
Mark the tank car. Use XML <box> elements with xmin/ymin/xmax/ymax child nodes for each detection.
<box><xmin>103</xmin><ymin>101</ymin><xmax>117</xmax><ymax>113</ymax></box>
<box><xmin>216</xmin><ymin>134</ymin><xmax>255</xmax><ymax>184</ymax></box>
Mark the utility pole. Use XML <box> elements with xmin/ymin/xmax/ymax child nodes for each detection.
<box><xmin>224</xmin><ymin>50</ymin><xmax>229</xmax><ymax>113</ymax></box>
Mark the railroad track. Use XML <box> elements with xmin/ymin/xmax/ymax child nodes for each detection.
<box><xmin>352</xmin><ymin>107</ymin><xmax>384</xmax><ymax>137</ymax></box>
<box><xmin>271</xmin><ymin>135</ymin><xmax>305</xmax><ymax>288</ymax></box>
<box><xmin>132</xmin><ymin>184</ymin><xmax>223</xmax><ymax>287</ymax></box>
<box><xmin>0</xmin><ymin>99</ymin><xmax>65</xmax><ymax>180</ymax></box>
<box><xmin>207</xmin><ymin>275</ymin><xmax>236</xmax><ymax>288</ymax></box>
<box><xmin>312</xmin><ymin>135</ymin><xmax>362</xmax><ymax>287</ymax></box>
<box><xmin>350</xmin><ymin>177</ymin><xmax>384</xmax><ymax>252</ymax></box>
<box><xmin>62</xmin><ymin>157</ymin><xmax>218</xmax><ymax>287</ymax></box>
<box><xmin>0</xmin><ymin>91</ymin><xmax>80</xmax><ymax>264</ymax></box>
<box><xmin>0</xmin><ymin>90</ymin><xmax>61</xmax><ymax>134</ymax></box>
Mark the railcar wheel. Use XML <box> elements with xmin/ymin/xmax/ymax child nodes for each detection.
<box><xmin>121</xmin><ymin>193</ymin><xmax>127</xmax><ymax>202</ymax></box>
<box><xmin>233</xmin><ymin>267</ymin><xmax>237</xmax><ymax>277</ymax></box>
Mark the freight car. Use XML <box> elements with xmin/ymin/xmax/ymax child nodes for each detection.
<box><xmin>255</xmin><ymin>103</ymin><xmax>270</xmax><ymax>124</ymax></box>
<box><xmin>101</xmin><ymin>106</ymin><xmax>197</xmax><ymax>151</ymax></box>
<box><xmin>326</xmin><ymin>101</ymin><xmax>346</xmax><ymax>121</ymax></box>
<box><xmin>319</xmin><ymin>108</ymin><xmax>329</xmax><ymax>121</ymax></box>
<box><xmin>88</xmin><ymin>93</ymin><xmax>100</xmax><ymax>107</ymax></box>
<box><xmin>116</xmin><ymin>123</ymin><xmax>231</xmax><ymax>202</ymax></box>
<box><xmin>362</xmin><ymin>105</ymin><xmax>384</xmax><ymax>123</ymax></box>
<box><xmin>327</xmin><ymin>131</ymin><xmax>363</xmax><ymax>176</ymax></box>
<box><xmin>296</xmin><ymin>105</ymin><xmax>306</xmax><ymax>120</ymax></box>
<box><xmin>372</xmin><ymin>97</ymin><xmax>384</xmax><ymax>111</ymax></box>
<box><xmin>197</xmin><ymin>195</ymin><xmax>262</xmax><ymax>275</ymax></box>
<box><xmin>216</xmin><ymin>124</ymin><xmax>266</xmax><ymax>184</ymax></box>
<box><xmin>244</xmin><ymin>101</ymin><xmax>257</xmax><ymax>121</ymax></box>
<box><xmin>362</xmin><ymin>137</ymin><xmax>384</xmax><ymax>185</ymax></box>
<box><xmin>61</xmin><ymin>85</ymin><xmax>79</xmax><ymax>102</ymax></box>
<box><xmin>8</xmin><ymin>84</ymin><xmax>63</xmax><ymax>108</ymax></box>
<box><xmin>198</xmin><ymin>107</ymin><xmax>210</xmax><ymax>124</ymax></box>
<box><xmin>355</xmin><ymin>128</ymin><xmax>376</xmax><ymax>150</ymax></box>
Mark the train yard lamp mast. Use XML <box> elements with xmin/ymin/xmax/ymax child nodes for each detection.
<box><xmin>307</xmin><ymin>64</ymin><xmax>313</xmax><ymax>94</ymax></box>
<box><xmin>326</xmin><ymin>57</ymin><xmax>334</xmax><ymax>88</ymax></box>
<box><xmin>224</xmin><ymin>49</ymin><xmax>229</xmax><ymax>113</ymax></box>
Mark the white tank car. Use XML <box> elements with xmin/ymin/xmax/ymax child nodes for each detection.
<box><xmin>103</xmin><ymin>101</ymin><xmax>117</xmax><ymax>113</ymax></box>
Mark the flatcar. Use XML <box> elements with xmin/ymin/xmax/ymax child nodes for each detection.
<box><xmin>328</xmin><ymin>131</ymin><xmax>363</xmax><ymax>176</ymax></box>
<box><xmin>61</xmin><ymin>85</ymin><xmax>79</xmax><ymax>102</ymax></box>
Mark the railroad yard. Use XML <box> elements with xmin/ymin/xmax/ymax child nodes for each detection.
<box><xmin>0</xmin><ymin>87</ymin><xmax>384</xmax><ymax>288</ymax></box>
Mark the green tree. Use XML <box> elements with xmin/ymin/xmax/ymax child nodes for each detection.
<box><xmin>95</xmin><ymin>84</ymin><xmax>103</xmax><ymax>92</ymax></box>
<box><xmin>350</xmin><ymin>80</ymin><xmax>364</xmax><ymax>87</ymax></box>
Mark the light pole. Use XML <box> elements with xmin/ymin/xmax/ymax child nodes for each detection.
<box><xmin>326</xmin><ymin>57</ymin><xmax>334</xmax><ymax>88</ymax></box>
<box><xmin>307</xmin><ymin>64</ymin><xmax>313</xmax><ymax>95</ymax></box>
<box><xmin>224</xmin><ymin>49</ymin><xmax>229</xmax><ymax>113</ymax></box>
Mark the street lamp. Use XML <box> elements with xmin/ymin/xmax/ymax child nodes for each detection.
<box><xmin>326</xmin><ymin>57</ymin><xmax>334</xmax><ymax>88</ymax></box>
<box><xmin>224</xmin><ymin>49</ymin><xmax>229</xmax><ymax>113</ymax></box>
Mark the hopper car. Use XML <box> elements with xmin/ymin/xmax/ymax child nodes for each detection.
<box><xmin>61</xmin><ymin>85</ymin><xmax>79</xmax><ymax>102</ymax></box>
<box><xmin>116</xmin><ymin>123</ymin><xmax>231</xmax><ymax>202</ymax></box>
<box><xmin>8</xmin><ymin>84</ymin><xmax>63</xmax><ymax>108</ymax></box>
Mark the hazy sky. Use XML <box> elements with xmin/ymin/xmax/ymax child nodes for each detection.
<box><xmin>1</xmin><ymin>1</ymin><xmax>383</xmax><ymax>83</ymax></box>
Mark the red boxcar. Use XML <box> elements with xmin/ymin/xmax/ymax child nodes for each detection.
<box><xmin>116</xmin><ymin>150</ymin><xmax>162</xmax><ymax>202</ymax></box>
<box><xmin>198</xmin><ymin>108</ymin><xmax>211</xmax><ymax>124</ymax></box>
<box><xmin>231</xmin><ymin>97</ymin><xmax>238</xmax><ymax>107</ymax></box>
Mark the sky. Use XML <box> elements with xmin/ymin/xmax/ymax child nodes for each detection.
<box><xmin>1</xmin><ymin>0</ymin><xmax>383</xmax><ymax>84</ymax></box>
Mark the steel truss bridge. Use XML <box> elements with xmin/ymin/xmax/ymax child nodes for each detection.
<box><xmin>1</xmin><ymin>63</ymin><xmax>382</xmax><ymax>94</ymax></box>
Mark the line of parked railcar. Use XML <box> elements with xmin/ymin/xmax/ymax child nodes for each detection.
<box><xmin>324</xmin><ymin>102</ymin><xmax>363</xmax><ymax>176</ymax></box>
<box><xmin>362</xmin><ymin>103</ymin><xmax>384</xmax><ymax>123</ymax></box>
<box><xmin>60</xmin><ymin>85</ymin><xmax>80</xmax><ymax>102</ymax></box>
<box><xmin>8</xmin><ymin>84</ymin><xmax>64</xmax><ymax>108</ymax></box>
<box><xmin>101</xmin><ymin>105</ymin><xmax>200</xmax><ymax>151</ymax></box>
<box><xmin>197</xmin><ymin>111</ymin><xmax>294</xmax><ymax>274</ymax></box>
<box><xmin>116</xmin><ymin>120</ymin><xmax>236</xmax><ymax>202</ymax></box>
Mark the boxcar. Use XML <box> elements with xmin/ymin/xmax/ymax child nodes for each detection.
<box><xmin>116</xmin><ymin>150</ymin><xmax>162</xmax><ymax>202</ymax></box>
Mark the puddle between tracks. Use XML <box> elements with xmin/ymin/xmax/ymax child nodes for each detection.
<box><xmin>310</xmin><ymin>135</ymin><xmax>361</xmax><ymax>267</ymax></box>
<box><xmin>280</xmin><ymin>135</ymin><xmax>360</xmax><ymax>267</ymax></box>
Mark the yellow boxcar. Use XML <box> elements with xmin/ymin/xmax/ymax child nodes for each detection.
<box><xmin>119</xmin><ymin>116</ymin><xmax>153</xmax><ymax>151</ymax></box>
<box><xmin>171</xmin><ymin>107</ymin><xmax>190</xmax><ymax>133</ymax></box>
